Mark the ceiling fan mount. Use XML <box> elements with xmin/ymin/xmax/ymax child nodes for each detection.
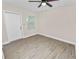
<box><xmin>28</xmin><ymin>0</ymin><xmax>58</xmax><ymax>8</ymax></box>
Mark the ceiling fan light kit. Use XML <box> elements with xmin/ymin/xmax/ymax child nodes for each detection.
<box><xmin>28</xmin><ymin>0</ymin><xmax>58</xmax><ymax>8</ymax></box>
<box><xmin>42</xmin><ymin>2</ymin><xmax>46</xmax><ymax>6</ymax></box>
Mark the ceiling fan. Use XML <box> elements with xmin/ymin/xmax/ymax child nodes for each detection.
<box><xmin>28</xmin><ymin>0</ymin><xmax>58</xmax><ymax>8</ymax></box>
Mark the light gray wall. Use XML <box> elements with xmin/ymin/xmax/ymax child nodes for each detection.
<box><xmin>37</xmin><ymin>6</ymin><xmax>76</xmax><ymax>44</ymax></box>
<box><xmin>2</xmin><ymin>4</ymin><xmax>38</xmax><ymax>44</ymax></box>
<box><xmin>2</xmin><ymin>3</ymin><xmax>75</xmax><ymax>45</ymax></box>
<box><xmin>2</xmin><ymin>15</ymin><xmax>8</xmax><ymax>44</ymax></box>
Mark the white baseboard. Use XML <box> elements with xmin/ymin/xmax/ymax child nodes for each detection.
<box><xmin>2</xmin><ymin>33</ymin><xmax>37</xmax><ymax>45</ymax></box>
<box><xmin>38</xmin><ymin>33</ymin><xmax>75</xmax><ymax>45</ymax></box>
<box><xmin>3</xmin><ymin>33</ymin><xmax>75</xmax><ymax>45</ymax></box>
<box><xmin>22</xmin><ymin>33</ymin><xmax>37</xmax><ymax>38</ymax></box>
<box><xmin>2</xmin><ymin>41</ymin><xmax>11</xmax><ymax>45</ymax></box>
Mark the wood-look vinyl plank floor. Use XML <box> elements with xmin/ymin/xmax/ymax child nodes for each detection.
<box><xmin>3</xmin><ymin>34</ymin><xmax>76</xmax><ymax>59</ymax></box>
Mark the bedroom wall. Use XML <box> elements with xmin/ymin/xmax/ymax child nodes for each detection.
<box><xmin>37</xmin><ymin>6</ymin><xmax>76</xmax><ymax>44</ymax></box>
<box><xmin>2</xmin><ymin>15</ymin><xmax>8</xmax><ymax>44</ymax></box>
<box><xmin>2</xmin><ymin>3</ymin><xmax>76</xmax><ymax>45</ymax></box>
<box><xmin>2</xmin><ymin>3</ymin><xmax>38</xmax><ymax>44</ymax></box>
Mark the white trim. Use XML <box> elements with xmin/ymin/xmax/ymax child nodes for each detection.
<box><xmin>2</xmin><ymin>41</ymin><xmax>10</xmax><ymax>45</ymax></box>
<box><xmin>2</xmin><ymin>33</ymin><xmax>37</xmax><ymax>45</ymax></box>
<box><xmin>3</xmin><ymin>33</ymin><xmax>75</xmax><ymax>45</ymax></box>
<box><xmin>22</xmin><ymin>33</ymin><xmax>37</xmax><ymax>38</ymax></box>
<box><xmin>2</xmin><ymin>10</ymin><xmax>20</xmax><ymax>15</ymax></box>
<box><xmin>38</xmin><ymin>33</ymin><xmax>75</xmax><ymax>45</ymax></box>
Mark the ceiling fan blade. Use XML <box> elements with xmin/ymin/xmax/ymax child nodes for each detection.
<box><xmin>28</xmin><ymin>1</ymin><xmax>41</xmax><ymax>2</ymax></box>
<box><xmin>47</xmin><ymin>0</ymin><xmax>58</xmax><ymax>2</ymax></box>
<box><xmin>38</xmin><ymin>2</ymin><xmax>42</xmax><ymax>8</ymax></box>
<box><xmin>46</xmin><ymin>2</ymin><xmax>52</xmax><ymax>7</ymax></box>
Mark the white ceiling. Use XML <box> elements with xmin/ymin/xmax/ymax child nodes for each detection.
<box><xmin>3</xmin><ymin>0</ymin><xmax>75</xmax><ymax>12</ymax></box>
